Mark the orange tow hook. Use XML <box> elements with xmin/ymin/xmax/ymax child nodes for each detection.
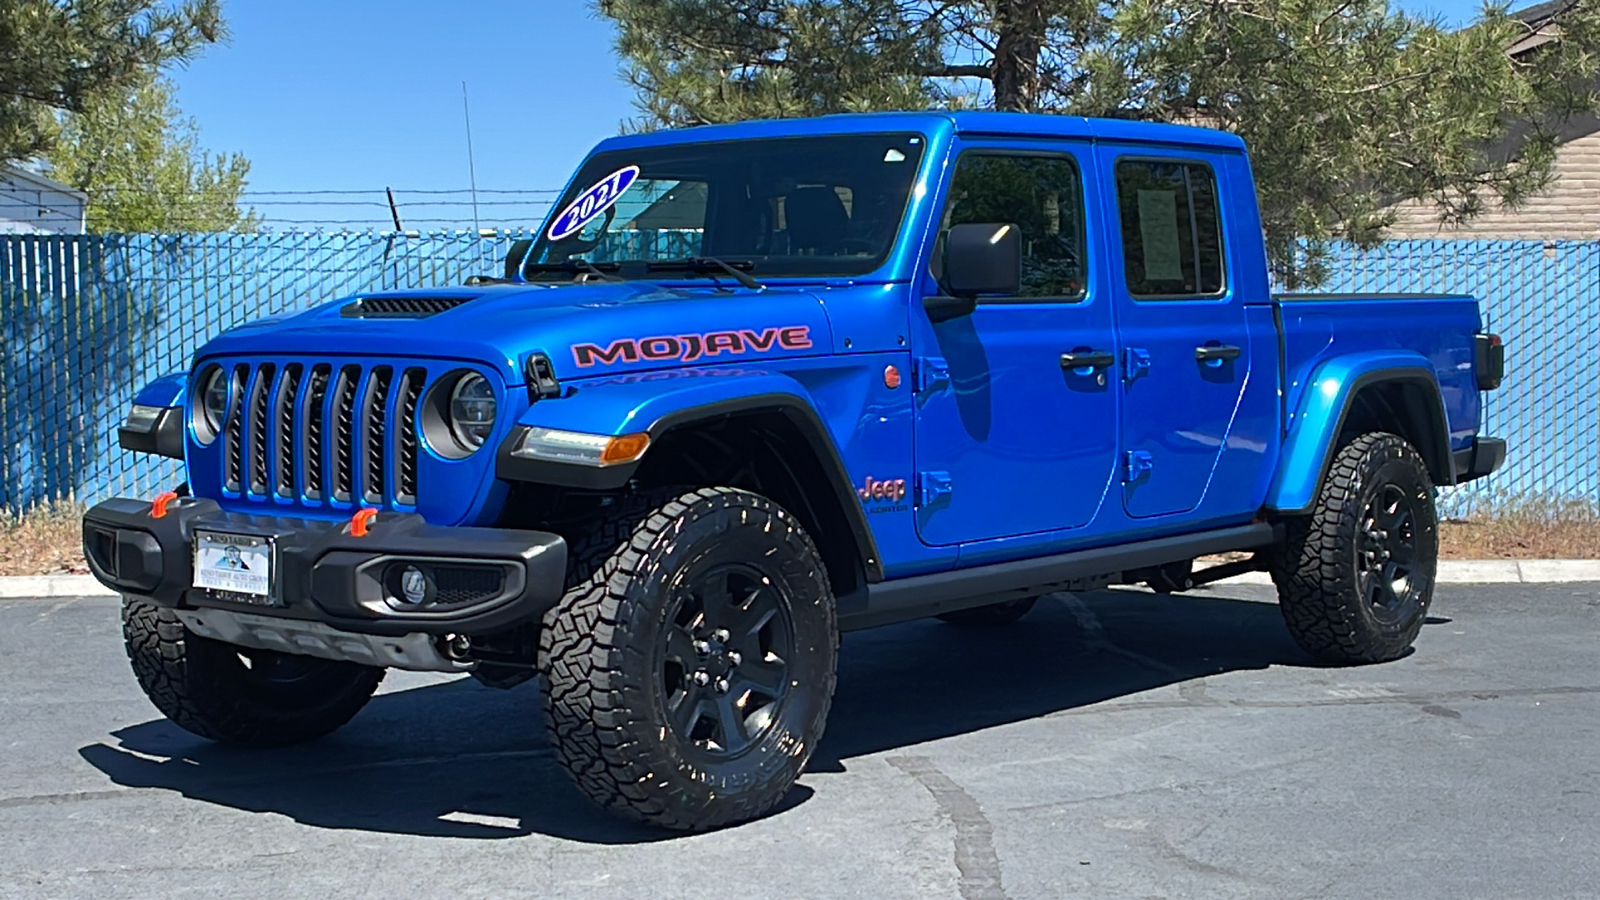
<box><xmin>350</xmin><ymin>508</ymin><xmax>378</xmax><ymax>537</ymax></box>
<box><xmin>150</xmin><ymin>491</ymin><xmax>179</xmax><ymax>519</ymax></box>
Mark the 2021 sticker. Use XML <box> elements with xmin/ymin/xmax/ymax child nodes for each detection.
<box><xmin>547</xmin><ymin>165</ymin><xmax>640</xmax><ymax>241</ymax></box>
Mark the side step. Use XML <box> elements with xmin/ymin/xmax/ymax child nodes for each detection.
<box><xmin>841</xmin><ymin>523</ymin><xmax>1277</xmax><ymax>632</ymax></box>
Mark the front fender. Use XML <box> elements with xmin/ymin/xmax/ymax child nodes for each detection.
<box><xmin>121</xmin><ymin>373</ymin><xmax>189</xmax><ymax>459</ymax></box>
<box><xmin>1265</xmin><ymin>351</ymin><xmax>1450</xmax><ymax>514</ymax></box>
<box><xmin>133</xmin><ymin>372</ymin><xmax>188</xmax><ymax>409</ymax></box>
<box><xmin>496</xmin><ymin>367</ymin><xmax>825</xmax><ymax>489</ymax></box>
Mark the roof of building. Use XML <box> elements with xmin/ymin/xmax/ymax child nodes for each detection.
<box><xmin>0</xmin><ymin>163</ymin><xmax>87</xmax><ymax>202</ymax></box>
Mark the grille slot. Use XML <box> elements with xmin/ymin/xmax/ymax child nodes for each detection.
<box><xmin>396</xmin><ymin>368</ymin><xmax>424</xmax><ymax>505</ymax></box>
<box><xmin>218</xmin><ymin>360</ymin><xmax>428</xmax><ymax>508</ymax></box>
<box><xmin>274</xmin><ymin>364</ymin><xmax>302</xmax><ymax>498</ymax></box>
<box><xmin>222</xmin><ymin>365</ymin><xmax>247</xmax><ymax>492</ymax></box>
<box><xmin>247</xmin><ymin>364</ymin><xmax>275</xmax><ymax>495</ymax></box>
<box><xmin>301</xmin><ymin>364</ymin><xmax>330</xmax><ymax>501</ymax></box>
<box><xmin>332</xmin><ymin>366</ymin><xmax>359</xmax><ymax>503</ymax></box>
<box><xmin>361</xmin><ymin>367</ymin><xmax>393</xmax><ymax>505</ymax></box>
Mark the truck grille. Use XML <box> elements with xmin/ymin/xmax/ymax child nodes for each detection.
<box><xmin>218</xmin><ymin>361</ymin><xmax>429</xmax><ymax>508</ymax></box>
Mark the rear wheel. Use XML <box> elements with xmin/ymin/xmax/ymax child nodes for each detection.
<box><xmin>539</xmin><ymin>487</ymin><xmax>838</xmax><ymax>830</ymax></box>
<box><xmin>122</xmin><ymin>598</ymin><xmax>384</xmax><ymax>746</ymax></box>
<box><xmin>1274</xmin><ymin>432</ymin><xmax>1438</xmax><ymax>664</ymax></box>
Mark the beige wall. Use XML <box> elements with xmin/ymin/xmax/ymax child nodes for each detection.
<box><xmin>1384</xmin><ymin>120</ymin><xmax>1600</xmax><ymax>241</ymax></box>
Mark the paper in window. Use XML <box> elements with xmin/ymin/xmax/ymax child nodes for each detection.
<box><xmin>1136</xmin><ymin>189</ymin><xmax>1183</xmax><ymax>282</ymax></box>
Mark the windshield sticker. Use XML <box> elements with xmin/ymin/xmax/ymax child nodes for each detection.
<box><xmin>571</xmin><ymin>326</ymin><xmax>812</xmax><ymax>367</ymax></box>
<box><xmin>548</xmin><ymin>165</ymin><xmax>640</xmax><ymax>241</ymax></box>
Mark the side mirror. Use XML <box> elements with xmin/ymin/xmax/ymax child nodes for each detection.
<box><xmin>943</xmin><ymin>222</ymin><xmax>1021</xmax><ymax>297</ymax></box>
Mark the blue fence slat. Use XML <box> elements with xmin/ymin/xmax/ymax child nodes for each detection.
<box><xmin>0</xmin><ymin>232</ymin><xmax>1595</xmax><ymax>514</ymax></box>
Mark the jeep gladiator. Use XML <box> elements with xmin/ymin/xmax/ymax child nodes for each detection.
<box><xmin>86</xmin><ymin>112</ymin><xmax>1506</xmax><ymax>830</ymax></box>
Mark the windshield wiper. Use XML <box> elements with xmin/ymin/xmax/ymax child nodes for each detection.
<box><xmin>521</xmin><ymin>260</ymin><xmax>623</xmax><ymax>283</ymax></box>
<box><xmin>645</xmin><ymin>256</ymin><xmax>764</xmax><ymax>291</ymax></box>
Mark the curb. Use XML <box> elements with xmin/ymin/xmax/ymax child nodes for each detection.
<box><xmin>2</xmin><ymin>560</ymin><xmax>1598</xmax><ymax>600</ymax></box>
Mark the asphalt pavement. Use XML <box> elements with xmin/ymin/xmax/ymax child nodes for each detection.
<box><xmin>2</xmin><ymin>583</ymin><xmax>1597</xmax><ymax>900</ymax></box>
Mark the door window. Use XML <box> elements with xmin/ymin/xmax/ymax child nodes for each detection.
<box><xmin>940</xmin><ymin>153</ymin><xmax>1088</xmax><ymax>300</ymax></box>
<box><xmin>1113</xmin><ymin>160</ymin><xmax>1225</xmax><ymax>298</ymax></box>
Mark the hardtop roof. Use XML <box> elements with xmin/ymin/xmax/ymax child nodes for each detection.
<box><xmin>591</xmin><ymin>111</ymin><xmax>1247</xmax><ymax>155</ymax></box>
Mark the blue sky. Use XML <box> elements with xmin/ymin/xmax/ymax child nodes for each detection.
<box><xmin>168</xmin><ymin>0</ymin><xmax>1496</xmax><ymax>232</ymax></box>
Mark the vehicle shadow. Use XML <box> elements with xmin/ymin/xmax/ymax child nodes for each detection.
<box><xmin>79</xmin><ymin>587</ymin><xmax>1318</xmax><ymax>844</ymax></box>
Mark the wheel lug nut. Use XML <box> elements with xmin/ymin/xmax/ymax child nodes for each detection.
<box><xmin>712</xmin><ymin>628</ymin><xmax>730</xmax><ymax>642</ymax></box>
<box><xmin>727</xmin><ymin>651</ymin><xmax>741</xmax><ymax>666</ymax></box>
<box><xmin>692</xmin><ymin>671</ymin><xmax>710</xmax><ymax>686</ymax></box>
<box><xmin>714</xmin><ymin>678</ymin><xmax>730</xmax><ymax>693</ymax></box>
<box><xmin>693</xmin><ymin>640</ymin><xmax>710</xmax><ymax>655</ymax></box>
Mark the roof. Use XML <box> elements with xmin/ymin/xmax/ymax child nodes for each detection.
<box><xmin>0</xmin><ymin>163</ymin><xmax>87</xmax><ymax>201</ymax></box>
<box><xmin>1513</xmin><ymin>0</ymin><xmax>1575</xmax><ymax>27</ymax></box>
<box><xmin>594</xmin><ymin>111</ymin><xmax>1247</xmax><ymax>156</ymax></box>
<box><xmin>1506</xmin><ymin>1</ymin><xmax>1574</xmax><ymax>56</ymax></box>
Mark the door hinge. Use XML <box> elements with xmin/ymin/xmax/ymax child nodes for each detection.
<box><xmin>918</xmin><ymin>470</ymin><xmax>954</xmax><ymax>507</ymax></box>
<box><xmin>1124</xmin><ymin>347</ymin><xmax>1151</xmax><ymax>383</ymax></box>
<box><xmin>915</xmin><ymin>358</ymin><xmax>949</xmax><ymax>393</ymax></box>
<box><xmin>1124</xmin><ymin>451</ymin><xmax>1154</xmax><ymax>483</ymax></box>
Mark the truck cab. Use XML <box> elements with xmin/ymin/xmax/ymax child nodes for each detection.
<box><xmin>88</xmin><ymin>112</ymin><xmax>1505</xmax><ymax>831</ymax></box>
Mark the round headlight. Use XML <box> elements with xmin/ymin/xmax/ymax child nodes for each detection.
<box><xmin>448</xmin><ymin>373</ymin><xmax>496</xmax><ymax>451</ymax></box>
<box><xmin>194</xmin><ymin>366</ymin><xmax>229</xmax><ymax>444</ymax></box>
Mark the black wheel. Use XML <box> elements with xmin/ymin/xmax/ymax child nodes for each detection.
<box><xmin>936</xmin><ymin>596</ymin><xmax>1037</xmax><ymax>626</ymax></box>
<box><xmin>1273</xmin><ymin>432</ymin><xmax>1438</xmax><ymax>664</ymax></box>
<box><xmin>539</xmin><ymin>487</ymin><xmax>837</xmax><ymax>831</ymax></box>
<box><xmin>122</xmin><ymin>598</ymin><xmax>385</xmax><ymax>746</ymax></box>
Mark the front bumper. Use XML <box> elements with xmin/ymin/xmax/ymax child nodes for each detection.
<box><xmin>81</xmin><ymin>497</ymin><xmax>569</xmax><ymax>641</ymax></box>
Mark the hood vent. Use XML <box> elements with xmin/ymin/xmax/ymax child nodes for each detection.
<box><xmin>341</xmin><ymin>295</ymin><xmax>475</xmax><ymax>318</ymax></box>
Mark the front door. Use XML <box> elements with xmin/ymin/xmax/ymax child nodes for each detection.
<box><xmin>912</xmin><ymin>142</ymin><xmax>1120</xmax><ymax>546</ymax></box>
<box><xmin>1100</xmin><ymin>151</ymin><xmax>1252</xmax><ymax>518</ymax></box>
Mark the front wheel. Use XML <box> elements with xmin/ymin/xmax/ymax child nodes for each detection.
<box><xmin>539</xmin><ymin>487</ymin><xmax>838</xmax><ymax>830</ymax></box>
<box><xmin>1273</xmin><ymin>432</ymin><xmax>1438</xmax><ymax>664</ymax></box>
<box><xmin>122</xmin><ymin>598</ymin><xmax>385</xmax><ymax>746</ymax></box>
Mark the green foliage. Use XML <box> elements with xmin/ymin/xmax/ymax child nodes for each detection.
<box><xmin>0</xmin><ymin>0</ymin><xmax>222</xmax><ymax>166</ymax></box>
<box><xmin>597</xmin><ymin>0</ymin><xmax>1600</xmax><ymax>286</ymax></box>
<box><xmin>46</xmin><ymin>75</ymin><xmax>255</xmax><ymax>232</ymax></box>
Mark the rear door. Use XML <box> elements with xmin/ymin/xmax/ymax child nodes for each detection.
<box><xmin>912</xmin><ymin>139</ymin><xmax>1120</xmax><ymax>546</ymax></box>
<box><xmin>1100</xmin><ymin>151</ymin><xmax>1252</xmax><ymax>518</ymax></box>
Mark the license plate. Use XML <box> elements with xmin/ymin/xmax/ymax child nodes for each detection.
<box><xmin>193</xmin><ymin>531</ymin><xmax>274</xmax><ymax>600</ymax></box>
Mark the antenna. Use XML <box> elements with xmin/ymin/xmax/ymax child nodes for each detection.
<box><xmin>385</xmin><ymin>186</ymin><xmax>403</xmax><ymax>231</ymax></box>
<box><xmin>461</xmin><ymin>81</ymin><xmax>482</xmax><ymax>237</ymax></box>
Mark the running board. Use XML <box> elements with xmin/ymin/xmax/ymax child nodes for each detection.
<box><xmin>841</xmin><ymin>523</ymin><xmax>1277</xmax><ymax>631</ymax></box>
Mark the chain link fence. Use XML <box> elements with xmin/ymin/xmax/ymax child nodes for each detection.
<box><xmin>1</xmin><ymin>233</ymin><xmax>1593</xmax><ymax>514</ymax></box>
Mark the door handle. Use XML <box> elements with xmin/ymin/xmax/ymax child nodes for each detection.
<box><xmin>1061</xmin><ymin>350</ymin><xmax>1115</xmax><ymax>370</ymax></box>
<box><xmin>1194</xmin><ymin>344</ymin><xmax>1242</xmax><ymax>363</ymax></box>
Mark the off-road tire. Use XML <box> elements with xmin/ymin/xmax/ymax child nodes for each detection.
<box><xmin>1273</xmin><ymin>432</ymin><xmax>1438</xmax><ymax>664</ymax></box>
<box><xmin>539</xmin><ymin>487</ymin><xmax>838</xmax><ymax>830</ymax></box>
<box><xmin>123</xmin><ymin>598</ymin><xmax>385</xmax><ymax>746</ymax></box>
<box><xmin>937</xmin><ymin>596</ymin><xmax>1037</xmax><ymax>626</ymax></box>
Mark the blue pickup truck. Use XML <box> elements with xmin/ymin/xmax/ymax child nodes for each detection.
<box><xmin>86</xmin><ymin>111</ymin><xmax>1505</xmax><ymax>830</ymax></box>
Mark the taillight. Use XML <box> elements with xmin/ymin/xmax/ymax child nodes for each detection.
<box><xmin>1474</xmin><ymin>333</ymin><xmax>1504</xmax><ymax>391</ymax></box>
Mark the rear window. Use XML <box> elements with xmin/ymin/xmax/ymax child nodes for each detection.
<box><xmin>1114</xmin><ymin>160</ymin><xmax>1226</xmax><ymax>297</ymax></box>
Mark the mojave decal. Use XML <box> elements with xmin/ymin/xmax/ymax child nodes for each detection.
<box><xmin>571</xmin><ymin>326</ymin><xmax>813</xmax><ymax>367</ymax></box>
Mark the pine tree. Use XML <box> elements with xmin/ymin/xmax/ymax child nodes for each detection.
<box><xmin>0</xmin><ymin>0</ymin><xmax>223</xmax><ymax>166</ymax></box>
<box><xmin>597</xmin><ymin>0</ymin><xmax>1600</xmax><ymax>285</ymax></box>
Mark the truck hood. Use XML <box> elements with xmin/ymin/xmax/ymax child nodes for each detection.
<box><xmin>196</xmin><ymin>282</ymin><xmax>837</xmax><ymax>383</ymax></box>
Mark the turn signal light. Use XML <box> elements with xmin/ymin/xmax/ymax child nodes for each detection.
<box><xmin>600</xmin><ymin>433</ymin><xmax>651</xmax><ymax>465</ymax></box>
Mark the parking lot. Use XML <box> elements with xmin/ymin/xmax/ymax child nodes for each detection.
<box><xmin>2</xmin><ymin>582</ymin><xmax>1596</xmax><ymax>899</ymax></box>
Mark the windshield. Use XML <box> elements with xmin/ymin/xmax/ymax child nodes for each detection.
<box><xmin>526</xmin><ymin>133</ymin><xmax>928</xmax><ymax>280</ymax></box>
